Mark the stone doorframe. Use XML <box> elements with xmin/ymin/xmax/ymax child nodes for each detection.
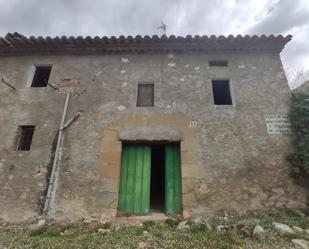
<box><xmin>99</xmin><ymin>113</ymin><xmax>204</xmax><ymax>218</ymax></box>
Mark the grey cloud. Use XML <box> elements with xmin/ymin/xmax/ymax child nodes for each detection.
<box><xmin>0</xmin><ymin>0</ymin><xmax>250</xmax><ymax>37</ymax></box>
<box><xmin>281</xmin><ymin>23</ymin><xmax>309</xmax><ymax>78</ymax></box>
<box><xmin>0</xmin><ymin>0</ymin><xmax>308</xmax><ymax>86</ymax></box>
<box><xmin>248</xmin><ymin>0</ymin><xmax>309</xmax><ymax>35</ymax></box>
<box><xmin>246</xmin><ymin>0</ymin><xmax>309</xmax><ymax>84</ymax></box>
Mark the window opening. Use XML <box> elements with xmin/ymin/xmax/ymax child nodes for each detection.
<box><xmin>17</xmin><ymin>125</ymin><xmax>35</xmax><ymax>151</ymax></box>
<box><xmin>31</xmin><ymin>66</ymin><xmax>52</xmax><ymax>87</ymax></box>
<box><xmin>212</xmin><ymin>80</ymin><xmax>232</xmax><ymax>105</ymax></box>
<box><xmin>209</xmin><ymin>60</ymin><xmax>228</xmax><ymax>67</ymax></box>
<box><xmin>137</xmin><ymin>83</ymin><xmax>154</xmax><ymax>107</ymax></box>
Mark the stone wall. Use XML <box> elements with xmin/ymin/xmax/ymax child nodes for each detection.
<box><xmin>0</xmin><ymin>52</ymin><xmax>307</xmax><ymax>223</ymax></box>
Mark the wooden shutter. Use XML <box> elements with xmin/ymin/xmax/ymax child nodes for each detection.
<box><xmin>137</xmin><ymin>83</ymin><xmax>154</xmax><ymax>107</ymax></box>
<box><xmin>118</xmin><ymin>144</ymin><xmax>151</xmax><ymax>214</ymax></box>
<box><xmin>164</xmin><ymin>144</ymin><xmax>182</xmax><ymax>214</ymax></box>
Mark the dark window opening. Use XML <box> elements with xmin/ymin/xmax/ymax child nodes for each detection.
<box><xmin>17</xmin><ymin>126</ymin><xmax>35</xmax><ymax>151</ymax></box>
<box><xmin>31</xmin><ymin>66</ymin><xmax>52</xmax><ymax>87</ymax></box>
<box><xmin>150</xmin><ymin>144</ymin><xmax>165</xmax><ymax>211</ymax></box>
<box><xmin>209</xmin><ymin>60</ymin><xmax>228</xmax><ymax>67</ymax></box>
<box><xmin>212</xmin><ymin>80</ymin><xmax>232</xmax><ymax>105</ymax></box>
<box><xmin>137</xmin><ymin>83</ymin><xmax>154</xmax><ymax>107</ymax></box>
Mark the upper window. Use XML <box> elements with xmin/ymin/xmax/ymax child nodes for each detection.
<box><xmin>212</xmin><ymin>80</ymin><xmax>232</xmax><ymax>105</ymax></box>
<box><xmin>16</xmin><ymin>125</ymin><xmax>35</xmax><ymax>151</ymax></box>
<box><xmin>209</xmin><ymin>60</ymin><xmax>228</xmax><ymax>67</ymax></box>
<box><xmin>137</xmin><ymin>83</ymin><xmax>154</xmax><ymax>107</ymax></box>
<box><xmin>31</xmin><ymin>66</ymin><xmax>52</xmax><ymax>87</ymax></box>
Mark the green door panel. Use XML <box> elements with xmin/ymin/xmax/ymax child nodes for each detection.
<box><xmin>118</xmin><ymin>144</ymin><xmax>151</xmax><ymax>214</ymax></box>
<box><xmin>165</xmin><ymin>144</ymin><xmax>182</xmax><ymax>214</ymax></box>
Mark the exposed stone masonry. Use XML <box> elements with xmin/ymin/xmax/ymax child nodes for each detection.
<box><xmin>0</xmin><ymin>35</ymin><xmax>307</xmax><ymax>223</ymax></box>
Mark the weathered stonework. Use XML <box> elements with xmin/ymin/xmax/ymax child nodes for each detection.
<box><xmin>0</xmin><ymin>35</ymin><xmax>307</xmax><ymax>223</ymax></box>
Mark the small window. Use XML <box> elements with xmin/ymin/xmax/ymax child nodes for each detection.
<box><xmin>31</xmin><ymin>66</ymin><xmax>52</xmax><ymax>87</ymax></box>
<box><xmin>16</xmin><ymin>126</ymin><xmax>35</xmax><ymax>151</ymax></box>
<box><xmin>137</xmin><ymin>83</ymin><xmax>154</xmax><ymax>107</ymax></box>
<box><xmin>212</xmin><ymin>80</ymin><xmax>232</xmax><ymax>105</ymax></box>
<box><xmin>209</xmin><ymin>60</ymin><xmax>228</xmax><ymax>67</ymax></box>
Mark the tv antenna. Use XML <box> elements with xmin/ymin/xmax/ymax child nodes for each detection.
<box><xmin>157</xmin><ymin>22</ymin><xmax>167</xmax><ymax>36</ymax></box>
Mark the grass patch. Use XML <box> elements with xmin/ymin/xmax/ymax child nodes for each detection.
<box><xmin>164</xmin><ymin>218</ymin><xmax>180</xmax><ymax>227</ymax></box>
<box><xmin>142</xmin><ymin>220</ymin><xmax>155</xmax><ymax>229</ymax></box>
<box><xmin>0</xmin><ymin>210</ymin><xmax>307</xmax><ymax>249</ymax></box>
<box><xmin>29</xmin><ymin>225</ymin><xmax>62</xmax><ymax>237</ymax></box>
<box><xmin>100</xmin><ymin>221</ymin><xmax>111</xmax><ymax>229</ymax></box>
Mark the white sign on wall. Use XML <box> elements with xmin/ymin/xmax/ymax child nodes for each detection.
<box><xmin>189</xmin><ymin>120</ymin><xmax>198</xmax><ymax>128</ymax></box>
<box><xmin>264</xmin><ymin>114</ymin><xmax>292</xmax><ymax>135</ymax></box>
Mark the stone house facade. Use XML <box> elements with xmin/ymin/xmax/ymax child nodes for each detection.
<box><xmin>0</xmin><ymin>33</ymin><xmax>307</xmax><ymax>223</ymax></box>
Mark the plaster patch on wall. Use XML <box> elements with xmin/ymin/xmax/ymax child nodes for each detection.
<box><xmin>58</xmin><ymin>89</ymin><xmax>68</xmax><ymax>95</ymax></box>
<box><xmin>117</xmin><ymin>105</ymin><xmax>126</xmax><ymax>111</ymax></box>
<box><xmin>168</xmin><ymin>54</ymin><xmax>174</xmax><ymax>59</ymax></box>
<box><xmin>120</xmin><ymin>69</ymin><xmax>126</xmax><ymax>74</ymax></box>
<box><xmin>121</xmin><ymin>58</ymin><xmax>129</xmax><ymax>63</ymax></box>
<box><xmin>85</xmin><ymin>120</ymin><xmax>96</xmax><ymax>130</ymax></box>
<box><xmin>62</xmin><ymin>77</ymin><xmax>80</xmax><ymax>86</ymax></box>
<box><xmin>238</xmin><ymin>65</ymin><xmax>246</xmax><ymax>69</ymax></box>
<box><xmin>194</xmin><ymin>66</ymin><xmax>200</xmax><ymax>71</ymax></box>
<box><xmin>95</xmin><ymin>71</ymin><xmax>102</xmax><ymax>77</ymax></box>
<box><xmin>168</xmin><ymin>62</ymin><xmax>176</xmax><ymax>67</ymax></box>
<box><xmin>122</xmin><ymin>82</ymin><xmax>128</xmax><ymax>87</ymax></box>
<box><xmin>185</xmin><ymin>64</ymin><xmax>190</xmax><ymax>68</ymax></box>
<box><xmin>180</xmin><ymin>78</ymin><xmax>185</xmax><ymax>82</ymax></box>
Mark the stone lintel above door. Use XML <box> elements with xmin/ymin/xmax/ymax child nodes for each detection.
<box><xmin>118</xmin><ymin>125</ymin><xmax>183</xmax><ymax>142</ymax></box>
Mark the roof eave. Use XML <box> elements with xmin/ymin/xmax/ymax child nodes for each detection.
<box><xmin>0</xmin><ymin>33</ymin><xmax>292</xmax><ymax>56</ymax></box>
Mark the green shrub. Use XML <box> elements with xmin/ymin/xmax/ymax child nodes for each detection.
<box><xmin>288</xmin><ymin>91</ymin><xmax>309</xmax><ymax>175</ymax></box>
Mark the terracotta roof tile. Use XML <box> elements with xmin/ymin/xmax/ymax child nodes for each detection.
<box><xmin>0</xmin><ymin>32</ymin><xmax>292</xmax><ymax>55</ymax></box>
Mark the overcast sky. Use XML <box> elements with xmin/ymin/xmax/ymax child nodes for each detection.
<box><xmin>0</xmin><ymin>0</ymin><xmax>308</xmax><ymax>87</ymax></box>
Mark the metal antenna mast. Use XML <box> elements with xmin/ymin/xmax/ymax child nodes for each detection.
<box><xmin>157</xmin><ymin>22</ymin><xmax>167</xmax><ymax>36</ymax></box>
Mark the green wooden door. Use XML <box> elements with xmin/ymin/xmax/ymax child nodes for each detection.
<box><xmin>118</xmin><ymin>144</ymin><xmax>151</xmax><ymax>214</ymax></box>
<box><xmin>165</xmin><ymin>144</ymin><xmax>182</xmax><ymax>214</ymax></box>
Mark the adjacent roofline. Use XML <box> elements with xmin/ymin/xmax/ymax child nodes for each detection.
<box><xmin>0</xmin><ymin>32</ymin><xmax>292</xmax><ymax>56</ymax></box>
